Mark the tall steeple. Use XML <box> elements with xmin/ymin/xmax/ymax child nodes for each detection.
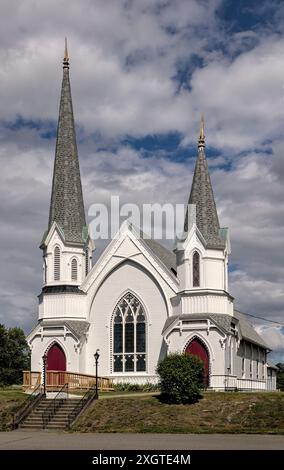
<box><xmin>48</xmin><ymin>39</ymin><xmax>87</xmax><ymax>245</ymax></box>
<box><xmin>184</xmin><ymin>116</ymin><xmax>224</xmax><ymax>248</ymax></box>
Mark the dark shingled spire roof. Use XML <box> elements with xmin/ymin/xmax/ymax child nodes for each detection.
<box><xmin>48</xmin><ymin>40</ymin><xmax>87</xmax><ymax>244</ymax></box>
<box><xmin>184</xmin><ymin>117</ymin><xmax>225</xmax><ymax>248</ymax></box>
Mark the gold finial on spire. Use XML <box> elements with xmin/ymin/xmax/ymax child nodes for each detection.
<box><xmin>63</xmin><ymin>37</ymin><xmax>69</xmax><ymax>69</ymax></box>
<box><xmin>198</xmin><ymin>114</ymin><xmax>205</xmax><ymax>148</ymax></box>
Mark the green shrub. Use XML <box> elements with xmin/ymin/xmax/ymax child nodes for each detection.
<box><xmin>157</xmin><ymin>353</ymin><xmax>204</xmax><ymax>404</ymax></box>
<box><xmin>113</xmin><ymin>382</ymin><xmax>159</xmax><ymax>392</ymax></box>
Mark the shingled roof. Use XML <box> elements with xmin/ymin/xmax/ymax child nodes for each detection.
<box><xmin>143</xmin><ymin>237</ymin><xmax>177</xmax><ymax>274</ymax></box>
<box><xmin>184</xmin><ymin>118</ymin><xmax>225</xmax><ymax>249</ymax></box>
<box><xmin>40</xmin><ymin>320</ymin><xmax>90</xmax><ymax>340</ymax></box>
<box><xmin>234</xmin><ymin>310</ymin><xmax>269</xmax><ymax>349</ymax></box>
<box><xmin>162</xmin><ymin>310</ymin><xmax>270</xmax><ymax>350</ymax></box>
<box><xmin>48</xmin><ymin>41</ymin><xmax>87</xmax><ymax>244</ymax></box>
<box><xmin>133</xmin><ymin>225</ymin><xmax>176</xmax><ymax>275</ymax></box>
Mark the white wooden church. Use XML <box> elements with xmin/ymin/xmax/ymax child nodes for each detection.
<box><xmin>27</xmin><ymin>46</ymin><xmax>277</xmax><ymax>391</ymax></box>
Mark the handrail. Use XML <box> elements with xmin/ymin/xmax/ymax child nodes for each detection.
<box><xmin>23</xmin><ymin>370</ymin><xmax>114</xmax><ymax>391</ymax></box>
<box><xmin>12</xmin><ymin>384</ymin><xmax>44</xmax><ymax>429</ymax></box>
<box><xmin>42</xmin><ymin>383</ymin><xmax>69</xmax><ymax>428</ymax></box>
<box><xmin>67</xmin><ymin>386</ymin><xmax>97</xmax><ymax>428</ymax></box>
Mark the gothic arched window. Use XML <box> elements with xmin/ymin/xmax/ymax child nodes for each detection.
<box><xmin>54</xmin><ymin>246</ymin><xmax>61</xmax><ymax>281</ymax></box>
<box><xmin>112</xmin><ymin>292</ymin><xmax>146</xmax><ymax>373</ymax></box>
<box><xmin>192</xmin><ymin>251</ymin><xmax>200</xmax><ymax>287</ymax></box>
<box><xmin>71</xmin><ymin>258</ymin><xmax>78</xmax><ymax>281</ymax></box>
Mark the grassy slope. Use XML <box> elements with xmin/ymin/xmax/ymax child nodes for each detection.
<box><xmin>73</xmin><ymin>392</ymin><xmax>284</xmax><ymax>434</ymax></box>
<box><xmin>0</xmin><ymin>389</ymin><xmax>26</xmax><ymax>431</ymax></box>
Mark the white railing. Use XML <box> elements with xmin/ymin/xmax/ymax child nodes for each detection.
<box><xmin>211</xmin><ymin>375</ymin><xmax>270</xmax><ymax>391</ymax></box>
<box><xmin>236</xmin><ymin>378</ymin><xmax>266</xmax><ymax>391</ymax></box>
<box><xmin>210</xmin><ymin>375</ymin><xmax>237</xmax><ymax>390</ymax></box>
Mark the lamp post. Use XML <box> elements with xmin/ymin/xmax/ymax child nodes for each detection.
<box><xmin>42</xmin><ymin>354</ymin><xmax>47</xmax><ymax>396</ymax></box>
<box><xmin>94</xmin><ymin>350</ymin><xmax>100</xmax><ymax>399</ymax></box>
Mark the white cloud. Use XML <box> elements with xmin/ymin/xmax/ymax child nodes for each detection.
<box><xmin>255</xmin><ymin>325</ymin><xmax>284</xmax><ymax>354</ymax></box>
<box><xmin>188</xmin><ymin>37</ymin><xmax>284</xmax><ymax>151</ymax></box>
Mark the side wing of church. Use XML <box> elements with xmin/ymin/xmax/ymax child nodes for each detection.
<box><xmin>26</xmin><ymin>45</ymin><xmax>277</xmax><ymax>392</ymax></box>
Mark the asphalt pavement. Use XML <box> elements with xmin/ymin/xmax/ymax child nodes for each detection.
<box><xmin>0</xmin><ymin>430</ymin><xmax>283</xmax><ymax>450</ymax></box>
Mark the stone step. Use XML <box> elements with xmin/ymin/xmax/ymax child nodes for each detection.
<box><xmin>20</xmin><ymin>420</ymin><xmax>76</xmax><ymax>430</ymax></box>
<box><xmin>34</xmin><ymin>403</ymin><xmax>78</xmax><ymax>409</ymax></box>
<box><xmin>20</xmin><ymin>424</ymin><xmax>45</xmax><ymax>429</ymax></box>
<box><xmin>20</xmin><ymin>420</ymin><xmax>69</xmax><ymax>429</ymax></box>
<box><xmin>29</xmin><ymin>409</ymin><xmax>77</xmax><ymax>418</ymax></box>
<box><xmin>45</xmin><ymin>425</ymin><xmax>67</xmax><ymax>430</ymax></box>
<box><xmin>35</xmin><ymin>405</ymin><xmax>78</xmax><ymax>411</ymax></box>
<box><xmin>19</xmin><ymin>393</ymin><xmax>91</xmax><ymax>430</ymax></box>
<box><xmin>38</xmin><ymin>399</ymin><xmax>79</xmax><ymax>403</ymax></box>
<box><xmin>36</xmin><ymin>403</ymin><xmax>77</xmax><ymax>410</ymax></box>
<box><xmin>36</xmin><ymin>400</ymin><xmax>79</xmax><ymax>406</ymax></box>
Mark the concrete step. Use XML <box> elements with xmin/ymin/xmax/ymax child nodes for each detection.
<box><xmin>20</xmin><ymin>424</ymin><xmax>44</xmax><ymax>429</ymax></box>
<box><xmin>23</xmin><ymin>418</ymin><xmax>45</xmax><ymax>422</ymax></box>
<box><xmin>28</xmin><ymin>409</ymin><xmax>77</xmax><ymax>418</ymax></box>
<box><xmin>45</xmin><ymin>424</ymin><xmax>67</xmax><ymax>429</ymax></box>
<box><xmin>19</xmin><ymin>395</ymin><xmax>87</xmax><ymax>430</ymax></box>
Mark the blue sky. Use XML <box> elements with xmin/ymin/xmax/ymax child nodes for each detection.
<box><xmin>0</xmin><ymin>0</ymin><xmax>283</xmax><ymax>361</ymax></box>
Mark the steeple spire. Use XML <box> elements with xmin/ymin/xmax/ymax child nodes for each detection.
<box><xmin>198</xmin><ymin>114</ymin><xmax>205</xmax><ymax>148</ymax></box>
<box><xmin>48</xmin><ymin>41</ymin><xmax>87</xmax><ymax>244</ymax></box>
<box><xmin>184</xmin><ymin>116</ymin><xmax>224</xmax><ymax>248</ymax></box>
<box><xmin>63</xmin><ymin>37</ymin><xmax>69</xmax><ymax>69</ymax></box>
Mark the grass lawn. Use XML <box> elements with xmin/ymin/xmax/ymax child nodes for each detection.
<box><xmin>0</xmin><ymin>389</ymin><xmax>26</xmax><ymax>431</ymax></box>
<box><xmin>72</xmin><ymin>391</ymin><xmax>284</xmax><ymax>434</ymax></box>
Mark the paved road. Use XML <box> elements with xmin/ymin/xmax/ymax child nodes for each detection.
<box><xmin>0</xmin><ymin>431</ymin><xmax>283</xmax><ymax>450</ymax></box>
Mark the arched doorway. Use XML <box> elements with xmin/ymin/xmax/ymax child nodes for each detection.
<box><xmin>185</xmin><ymin>338</ymin><xmax>209</xmax><ymax>387</ymax></box>
<box><xmin>46</xmin><ymin>343</ymin><xmax>66</xmax><ymax>387</ymax></box>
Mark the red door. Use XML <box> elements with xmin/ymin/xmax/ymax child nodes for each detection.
<box><xmin>185</xmin><ymin>338</ymin><xmax>209</xmax><ymax>387</ymax></box>
<box><xmin>47</xmin><ymin>344</ymin><xmax>66</xmax><ymax>387</ymax></box>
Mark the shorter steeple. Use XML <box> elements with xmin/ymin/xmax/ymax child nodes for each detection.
<box><xmin>184</xmin><ymin>116</ymin><xmax>225</xmax><ymax>248</ymax></box>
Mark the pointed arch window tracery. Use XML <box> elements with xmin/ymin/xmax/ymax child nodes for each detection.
<box><xmin>112</xmin><ymin>293</ymin><xmax>146</xmax><ymax>373</ymax></box>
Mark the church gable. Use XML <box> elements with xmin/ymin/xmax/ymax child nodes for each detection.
<box><xmin>41</xmin><ymin>221</ymin><xmax>65</xmax><ymax>249</ymax></box>
<box><xmin>81</xmin><ymin>223</ymin><xmax>178</xmax><ymax>299</ymax></box>
<box><xmin>114</xmin><ymin>235</ymin><xmax>141</xmax><ymax>259</ymax></box>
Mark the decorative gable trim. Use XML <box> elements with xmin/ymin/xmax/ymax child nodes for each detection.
<box><xmin>81</xmin><ymin>222</ymin><xmax>179</xmax><ymax>294</ymax></box>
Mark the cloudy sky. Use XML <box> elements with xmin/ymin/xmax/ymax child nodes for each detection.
<box><xmin>0</xmin><ymin>0</ymin><xmax>284</xmax><ymax>362</ymax></box>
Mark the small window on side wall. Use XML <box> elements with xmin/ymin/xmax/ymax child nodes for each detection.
<box><xmin>192</xmin><ymin>251</ymin><xmax>200</xmax><ymax>287</ymax></box>
<box><xmin>71</xmin><ymin>258</ymin><xmax>78</xmax><ymax>281</ymax></box>
<box><xmin>54</xmin><ymin>246</ymin><xmax>60</xmax><ymax>281</ymax></box>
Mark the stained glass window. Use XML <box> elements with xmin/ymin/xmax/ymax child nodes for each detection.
<box><xmin>112</xmin><ymin>292</ymin><xmax>146</xmax><ymax>373</ymax></box>
<box><xmin>193</xmin><ymin>251</ymin><xmax>200</xmax><ymax>287</ymax></box>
